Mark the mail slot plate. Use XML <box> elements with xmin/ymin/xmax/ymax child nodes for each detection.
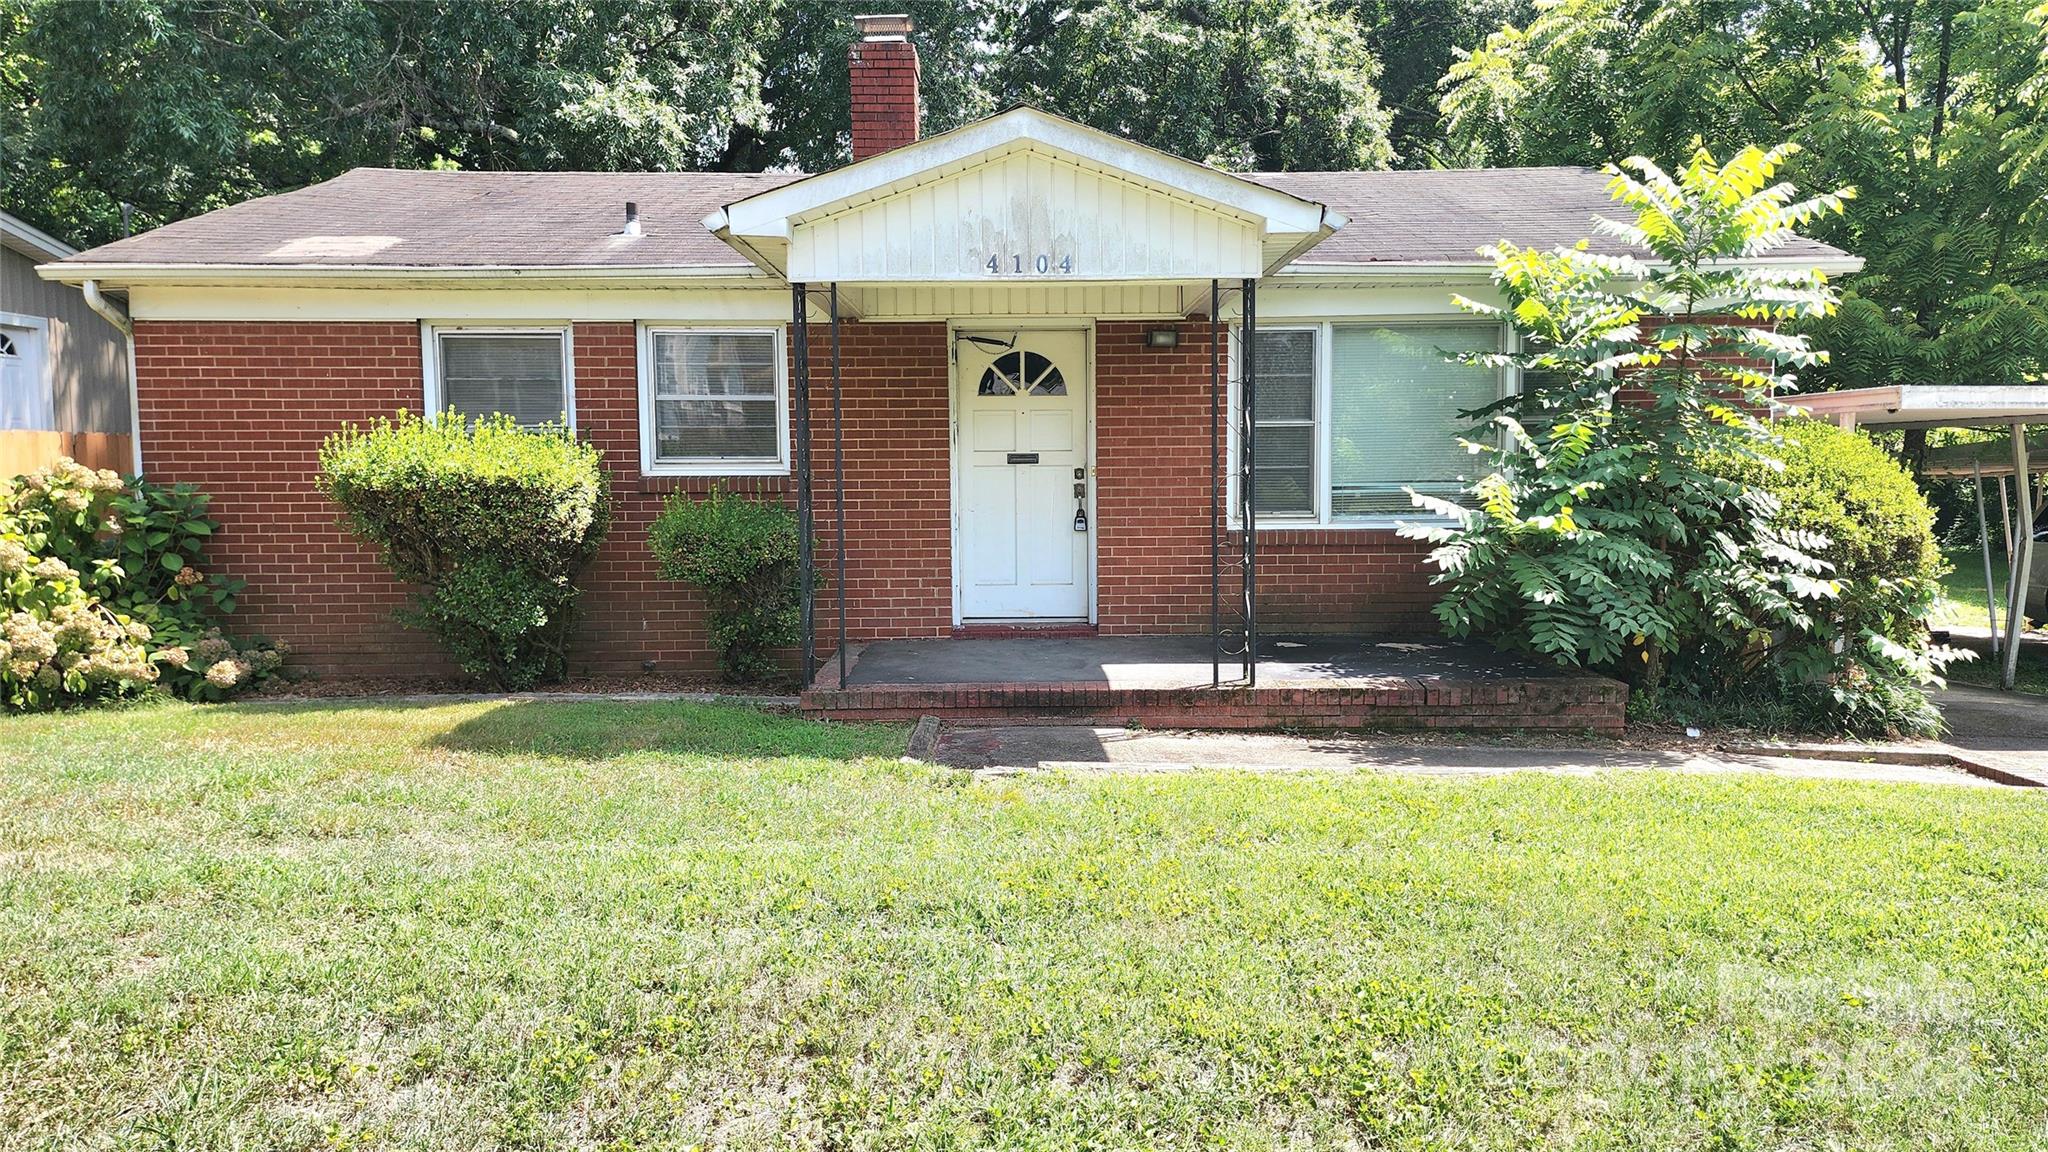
<box><xmin>1006</xmin><ymin>452</ymin><xmax>1038</xmax><ymax>464</ymax></box>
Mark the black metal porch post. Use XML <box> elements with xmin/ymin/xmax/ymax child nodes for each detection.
<box><xmin>1210</xmin><ymin>278</ymin><xmax>1221</xmax><ymax>690</ymax></box>
<box><xmin>791</xmin><ymin>283</ymin><xmax>815</xmax><ymax>682</ymax></box>
<box><xmin>831</xmin><ymin>283</ymin><xmax>847</xmax><ymax>686</ymax></box>
<box><xmin>1241</xmin><ymin>276</ymin><xmax>1258</xmax><ymax>687</ymax></box>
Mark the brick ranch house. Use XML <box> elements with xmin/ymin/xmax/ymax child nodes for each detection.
<box><xmin>39</xmin><ymin>15</ymin><xmax>1857</xmax><ymax>726</ymax></box>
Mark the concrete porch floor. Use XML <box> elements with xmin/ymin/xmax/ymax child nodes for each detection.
<box><xmin>803</xmin><ymin>634</ymin><xmax>1627</xmax><ymax>733</ymax></box>
<box><xmin>833</xmin><ymin>634</ymin><xmax>1571</xmax><ymax>690</ymax></box>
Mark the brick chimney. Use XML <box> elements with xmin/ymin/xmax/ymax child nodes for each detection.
<box><xmin>849</xmin><ymin>13</ymin><xmax>919</xmax><ymax>161</ymax></box>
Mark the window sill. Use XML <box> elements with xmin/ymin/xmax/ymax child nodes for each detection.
<box><xmin>1229</xmin><ymin>517</ymin><xmax>1455</xmax><ymax>533</ymax></box>
<box><xmin>641</xmin><ymin>462</ymin><xmax>790</xmax><ymax>478</ymax></box>
<box><xmin>636</xmin><ymin>473</ymin><xmax>794</xmax><ymax>496</ymax></box>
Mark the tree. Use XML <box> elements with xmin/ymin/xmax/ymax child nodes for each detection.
<box><xmin>2</xmin><ymin>0</ymin><xmax>1401</xmax><ymax>249</ymax></box>
<box><xmin>1437</xmin><ymin>0</ymin><xmax>2048</xmax><ymax>400</ymax></box>
<box><xmin>1338</xmin><ymin>0</ymin><xmax>1528</xmax><ymax>166</ymax></box>
<box><xmin>3</xmin><ymin>0</ymin><xmax>796</xmax><ymax>244</ymax></box>
<box><xmin>1402</xmin><ymin>145</ymin><xmax>1852</xmax><ymax>698</ymax></box>
<box><xmin>989</xmin><ymin>0</ymin><xmax>1393</xmax><ymax>171</ymax></box>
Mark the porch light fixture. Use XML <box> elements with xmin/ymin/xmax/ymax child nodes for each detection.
<box><xmin>1146</xmin><ymin>327</ymin><xmax>1180</xmax><ymax>349</ymax></box>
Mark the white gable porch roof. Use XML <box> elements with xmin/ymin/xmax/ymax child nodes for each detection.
<box><xmin>704</xmin><ymin>106</ymin><xmax>1344</xmax><ymax>285</ymax></box>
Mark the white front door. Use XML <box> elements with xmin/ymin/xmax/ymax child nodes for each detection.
<box><xmin>955</xmin><ymin>328</ymin><xmax>1091</xmax><ymax>620</ymax></box>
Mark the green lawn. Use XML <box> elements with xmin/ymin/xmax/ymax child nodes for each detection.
<box><xmin>1932</xmin><ymin>544</ymin><xmax>2016</xmax><ymax>631</ymax></box>
<box><xmin>1934</xmin><ymin>545</ymin><xmax>2048</xmax><ymax>692</ymax></box>
<box><xmin>3</xmin><ymin>700</ymin><xmax>2046</xmax><ymax>1150</ymax></box>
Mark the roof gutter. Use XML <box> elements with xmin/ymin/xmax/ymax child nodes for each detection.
<box><xmin>1276</xmin><ymin>253</ymin><xmax>1866</xmax><ymax>279</ymax></box>
<box><xmin>39</xmin><ymin>262</ymin><xmax>776</xmax><ymax>287</ymax></box>
<box><xmin>701</xmin><ymin>207</ymin><xmax>790</xmax><ymax>279</ymax></box>
<box><xmin>1260</xmin><ymin>205</ymin><xmax>1350</xmax><ymax>278</ymax></box>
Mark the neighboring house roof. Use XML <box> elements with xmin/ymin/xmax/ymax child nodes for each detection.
<box><xmin>48</xmin><ymin>162</ymin><xmax>1859</xmax><ymax>277</ymax></box>
<box><xmin>2</xmin><ymin>210</ymin><xmax>80</xmax><ymax>263</ymax></box>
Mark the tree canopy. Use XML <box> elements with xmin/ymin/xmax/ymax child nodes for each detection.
<box><xmin>1</xmin><ymin>0</ymin><xmax>1415</xmax><ymax>247</ymax></box>
<box><xmin>5</xmin><ymin>0</ymin><xmax>2046</xmax><ymax>396</ymax></box>
<box><xmin>1438</xmin><ymin>0</ymin><xmax>2048</xmax><ymax>393</ymax></box>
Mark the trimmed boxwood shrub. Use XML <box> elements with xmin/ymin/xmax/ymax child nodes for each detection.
<box><xmin>1700</xmin><ymin>419</ymin><xmax>1955</xmax><ymax>735</ymax></box>
<box><xmin>318</xmin><ymin>413</ymin><xmax>610</xmax><ymax>688</ymax></box>
<box><xmin>648</xmin><ymin>487</ymin><xmax>799</xmax><ymax>684</ymax></box>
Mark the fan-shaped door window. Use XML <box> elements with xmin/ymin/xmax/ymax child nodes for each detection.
<box><xmin>977</xmin><ymin>350</ymin><xmax>1066</xmax><ymax>397</ymax></box>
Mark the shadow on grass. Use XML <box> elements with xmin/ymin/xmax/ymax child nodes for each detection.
<box><xmin>416</xmin><ymin>698</ymin><xmax>907</xmax><ymax>762</ymax></box>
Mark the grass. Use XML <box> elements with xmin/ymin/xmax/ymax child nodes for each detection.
<box><xmin>3</xmin><ymin>699</ymin><xmax>2046</xmax><ymax>1150</ymax></box>
<box><xmin>1932</xmin><ymin>545</ymin><xmax>2017</xmax><ymax>631</ymax></box>
<box><xmin>1948</xmin><ymin>645</ymin><xmax>2048</xmax><ymax>695</ymax></box>
<box><xmin>1933</xmin><ymin>545</ymin><xmax>2048</xmax><ymax>693</ymax></box>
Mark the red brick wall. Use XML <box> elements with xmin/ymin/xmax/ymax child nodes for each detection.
<box><xmin>133</xmin><ymin>319</ymin><xmax>960</xmax><ymax>679</ymax></box>
<box><xmin>1094</xmin><ymin>321</ymin><xmax>1439</xmax><ymax>636</ymax></box>
<box><xmin>133</xmin><ymin>316</ymin><xmax>1443</xmax><ymax>681</ymax></box>
<box><xmin>134</xmin><ymin>322</ymin><xmax>444</xmax><ymax>677</ymax></box>
<box><xmin>800</xmin><ymin>322</ymin><xmax>953</xmax><ymax>642</ymax></box>
<box><xmin>849</xmin><ymin>37</ymin><xmax>919</xmax><ymax>160</ymax></box>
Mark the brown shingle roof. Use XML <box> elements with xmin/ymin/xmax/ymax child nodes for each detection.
<box><xmin>62</xmin><ymin>169</ymin><xmax>804</xmax><ymax>269</ymax></box>
<box><xmin>1252</xmin><ymin>166</ymin><xmax>1852</xmax><ymax>265</ymax></box>
<box><xmin>61</xmin><ymin>164</ymin><xmax>1852</xmax><ymax>270</ymax></box>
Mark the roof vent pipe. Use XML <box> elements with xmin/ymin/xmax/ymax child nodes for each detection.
<box><xmin>621</xmin><ymin>202</ymin><xmax>641</xmax><ymax>236</ymax></box>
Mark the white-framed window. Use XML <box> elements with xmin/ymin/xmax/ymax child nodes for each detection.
<box><xmin>1233</xmin><ymin>320</ymin><xmax>1509</xmax><ymax>527</ymax></box>
<box><xmin>1244</xmin><ymin>327</ymin><xmax>1319</xmax><ymax>517</ymax></box>
<box><xmin>421</xmin><ymin>324</ymin><xmax>574</xmax><ymax>428</ymax></box>
<box><xmin>636</xmin><ymin>325</ymin><xmax>788</xmax><ymax>476</ymax></box>
<box><xmin>0</xmin><ymin>313</ymin><xmax>55</xmax><ymax>432</ymax></box>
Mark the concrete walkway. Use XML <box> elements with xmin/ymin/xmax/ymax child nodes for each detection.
<box><xmin>934</xmin><ymin>726</ymin><xmax>2000</xmax><ymax>786</ymax></box>
<box><xmin>1932</xmin><ymin>684</ymin><xmax>2048</xmax><ymax>785</ymax></box>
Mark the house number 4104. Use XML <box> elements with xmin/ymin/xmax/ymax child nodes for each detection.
<box><xmin>985</xmin><ymin>253</ymin><xmax>1074</xmax><ymax>275</ymax></box>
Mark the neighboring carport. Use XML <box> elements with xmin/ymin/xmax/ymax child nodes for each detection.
<box><xmin>1792</xmin><ymin>384</ymin><xmax>2048</xmax><ymax>690</ymax></box>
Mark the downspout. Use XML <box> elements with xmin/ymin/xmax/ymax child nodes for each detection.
<box><xmin>81</xmin><ymin>280</ymin><xmax>142</xmax><ymax>477</ymax></box>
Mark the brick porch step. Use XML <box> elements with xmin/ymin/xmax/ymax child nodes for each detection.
<box><xmin>803</xmin><ymin>636</ymin><xmax>1627</xmax><ymax>735</ymax></box>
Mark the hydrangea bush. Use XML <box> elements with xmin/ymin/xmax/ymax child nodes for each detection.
<box><xmin>2</xmin><ymin>458</ymin><xmax>285</xmax><ymax>710</ymax></box>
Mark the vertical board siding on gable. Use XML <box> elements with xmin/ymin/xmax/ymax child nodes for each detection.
<box><xmin>788</xmin><ymin>151</ymin><xmax>1262</xmax><ymax>282</ymax></box>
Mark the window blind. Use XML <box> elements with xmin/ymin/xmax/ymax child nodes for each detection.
<box><xmin>650</xmin><ymin>331</ymin><xmax>780</xmax><ymax>462</ymax></box>
<box><xmin>1250</xmin><ymin>329</ymin><xmax>1315</xmax><ymax>516</ymax></box>
<box><xmin>1329</xmin><ymin>324</ymin><xmax>1498</xmax><ymax>518</ymax></box>
<box><xmin>437</xmin><ymin>333</ymin><xmax>567</xmax><ymax>428</ymax></box>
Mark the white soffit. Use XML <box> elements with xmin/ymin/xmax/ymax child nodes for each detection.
<box><xmin>707</xmin><ymin>107</ymin><xmax>1342</xmax><ymax>283</ymax></box>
